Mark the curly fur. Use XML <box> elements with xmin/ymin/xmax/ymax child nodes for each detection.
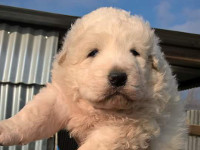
<box><xmin>0</xmin><ymin>7</ymin><xmax>187</xmax><ymax>150</ymax></box>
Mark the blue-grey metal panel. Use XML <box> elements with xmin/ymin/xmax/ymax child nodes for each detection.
<box><xmin>0</xmin><ymin>23</ymin><xmax>58</xmax><ymax>85</ymax></box>
<box><xmin>0</xmin><ymin>83</ymin><xmax>47</xmax><ymax>150</ymax></box>
<box><xmin>0</xmin><ymin>23</ymin><xmax>58</xmax><ymax>150</ymax></box>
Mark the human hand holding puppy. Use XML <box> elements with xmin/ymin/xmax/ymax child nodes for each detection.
<box><xmin>0</xmin><ymin>8</ymin><xmax>186</xmax><ymax>150</ymax></box>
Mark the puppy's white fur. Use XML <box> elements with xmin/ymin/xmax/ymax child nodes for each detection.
<box><xmin>0</xmin><ymin>7</ymin><xmax>187</xmax><ymax>150</ymax></box>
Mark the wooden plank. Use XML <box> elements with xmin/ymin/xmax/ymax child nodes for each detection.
<box><xmin>189</xmin><ymin>125</ymin><xmax>200</xmax><ymax>136</ymax></box>
<box><xmin>155</xmin><ymin>28</ymin><xmax>200</xmax><ymax>49</ymax></box>
<box><xmin>161</xmin><ymin>44</ymin><xmax>200</xmax><ymax>68</ymax></box>
<box><xmin>172</xmin><ymin>66</ymin><xmax>200</xmax><ymax>90</ymax></box>
<box><xmin>171</xmin><ymin>66</ymin><xmax>200</xmax><ymax>82</ymax></box>
<box><xmin>0</xmin><ymin>5</ymin><xmax>78</xmax><ymax>29</ymax></box>
<box><xmin>178</xmin><ymin>77</ymin><xmax>200</xmax><ymax>90</ymax></box>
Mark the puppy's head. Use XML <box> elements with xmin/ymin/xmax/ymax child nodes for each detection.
<box><xmin>54</xmin><ymin>8</ymin><xmax>177</xmax><ymax>112</ymax></box>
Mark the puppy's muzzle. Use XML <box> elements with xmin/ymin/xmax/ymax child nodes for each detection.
<box><xmin>108</xmin><ymin>71</ymin><xmax>127</xmax><ymax>87</ymax></box>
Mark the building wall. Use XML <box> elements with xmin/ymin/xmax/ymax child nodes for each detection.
<box><xmin>0</xmin><ymin>23</ymin><xmax>58</xmax><ymax>150</ymax></box>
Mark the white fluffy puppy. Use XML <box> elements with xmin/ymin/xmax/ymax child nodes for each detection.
<box><xmin>0</xmin><ymin>7</ymin><xmax>187</xmax><ymax>150</ymax></box>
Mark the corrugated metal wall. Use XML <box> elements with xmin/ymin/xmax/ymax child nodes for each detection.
<box><xmin>0</xmin><ymin>23</ymin><xmax>58</xmax><ymax>150</ymax></box>
<box><xmin>186</xmin><ymin>110</ymin><xmax>200</xmax><ymax>150</ymax></box>
<box><xmin>0</xmin><ymin>23</ymin><xmax>58</xmax><ymax>84</ymax></box>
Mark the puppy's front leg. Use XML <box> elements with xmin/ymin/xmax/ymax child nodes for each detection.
<box><xmin>0</xmin><ymin>84</ymin><xmax>67</xmax><ymax>146</ymax></box>
<box><xmin>78</xmin><ymin>125</ymin><xmax>151</xmax><ymax>150</ymax></box>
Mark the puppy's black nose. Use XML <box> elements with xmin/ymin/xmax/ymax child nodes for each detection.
<box><xmin>108</xmin><ymin>71</ymin><xmax>127</xmax><ymax>87</ymax></box>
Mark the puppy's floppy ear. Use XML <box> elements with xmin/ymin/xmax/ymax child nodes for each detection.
<box><xmin>57</xmin><ymin>50</ymin><xmax>67</xmax><ymax>65</ymax></box>
<box><xmin>148</xmin><ymin>55</ymin><xmax>158</xmax><ymax>71</ymax></box>
<box><xmin>150</xmin><ymin>53</ymin><xmax>163</xmax><ymax>72</ymax></box>
<box><xmin>150</xmin><ymin>36</ymin><xmax>166</xmax><ymax>72</ymax></box>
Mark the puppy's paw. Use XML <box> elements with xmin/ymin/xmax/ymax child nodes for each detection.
<box><xmin>0</xmin><ymin>124</ymin><xmax>7</xmax><ymax>146</ymax></box>
<box><xmin>0</xmin><ymin>121</ymin><xmax>23</xmax><ymax>146</ymax></box>
<box><xmin>0</xmin><ymin>124</ymin><xmax>5</xmax><ymax>146</ymax></box>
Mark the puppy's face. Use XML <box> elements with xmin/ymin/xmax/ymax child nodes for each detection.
<box><xmin>59</xmin><ymin>8</ymin><xmax>160</xmax><ymax>111</ymax></box>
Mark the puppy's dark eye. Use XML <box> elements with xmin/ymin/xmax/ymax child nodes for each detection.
<box><xmin>87</xmin><ymin>49</ymin><xmax>99</xmax><ymax>58</ymax></box>
<box><xmin>130</xmin><ymin>49</ymin><xmax>140</xmax><ymax>56</ymax></box>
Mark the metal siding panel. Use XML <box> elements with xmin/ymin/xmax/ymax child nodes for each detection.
<box><xmin>0</xmin><ymin>24</ymin><xmax>9</xmax><ymax>82</ymax></box>
<box><xmin>0</xmin><ymin>23</ymin><xmax>58</xmax><ymax>150</ymax></box>
<box><xmin>187</xmin><ymin>110</ymin><xmax>200</xmax><ymax>150</ymax></box>
<box><xmin>0</xmin><ymin>23</ymin><xmax>58</xmax><ymax>84</ymax></box>
<box><xmin>0</xmin><ymin>84</ymin><xmax>8</xmax><ymax>120</ymax></box>
<box><xmin>36</xmin><ymin>33</ymin><xmax>46</xmax><ymax>84</ymax></box>
<box><xmin>9</xmin><ymin>27</ymin><xmax>21</xmax><ymax>83</ymax></box>
<box><xmin>40</xmin><ymin>34</ymin><xmax>58</xmax><ymax>83</ymax></box>
<box><xmin>28</xmin><ymin>31</ymin><xmax>43</xmax><ymax>84</ymax></box>
<box><xmin>0</xmin><ymin>84</ymin><xmax>47</xmax><ymax>150</ymax></box>
<box><xmin>15</xmin><ymin>28</ymin><xmax>32</xmax><ymax>83</ymax></box>
<box><xmin>198</xmin><ymin>111</ymin><xmax>200</xmax><ymax>150</ymax></box>
<box><xmin>22</xmin><ymin>31</ymin><xmax>34</xmax><ymax>84</ymax></box>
